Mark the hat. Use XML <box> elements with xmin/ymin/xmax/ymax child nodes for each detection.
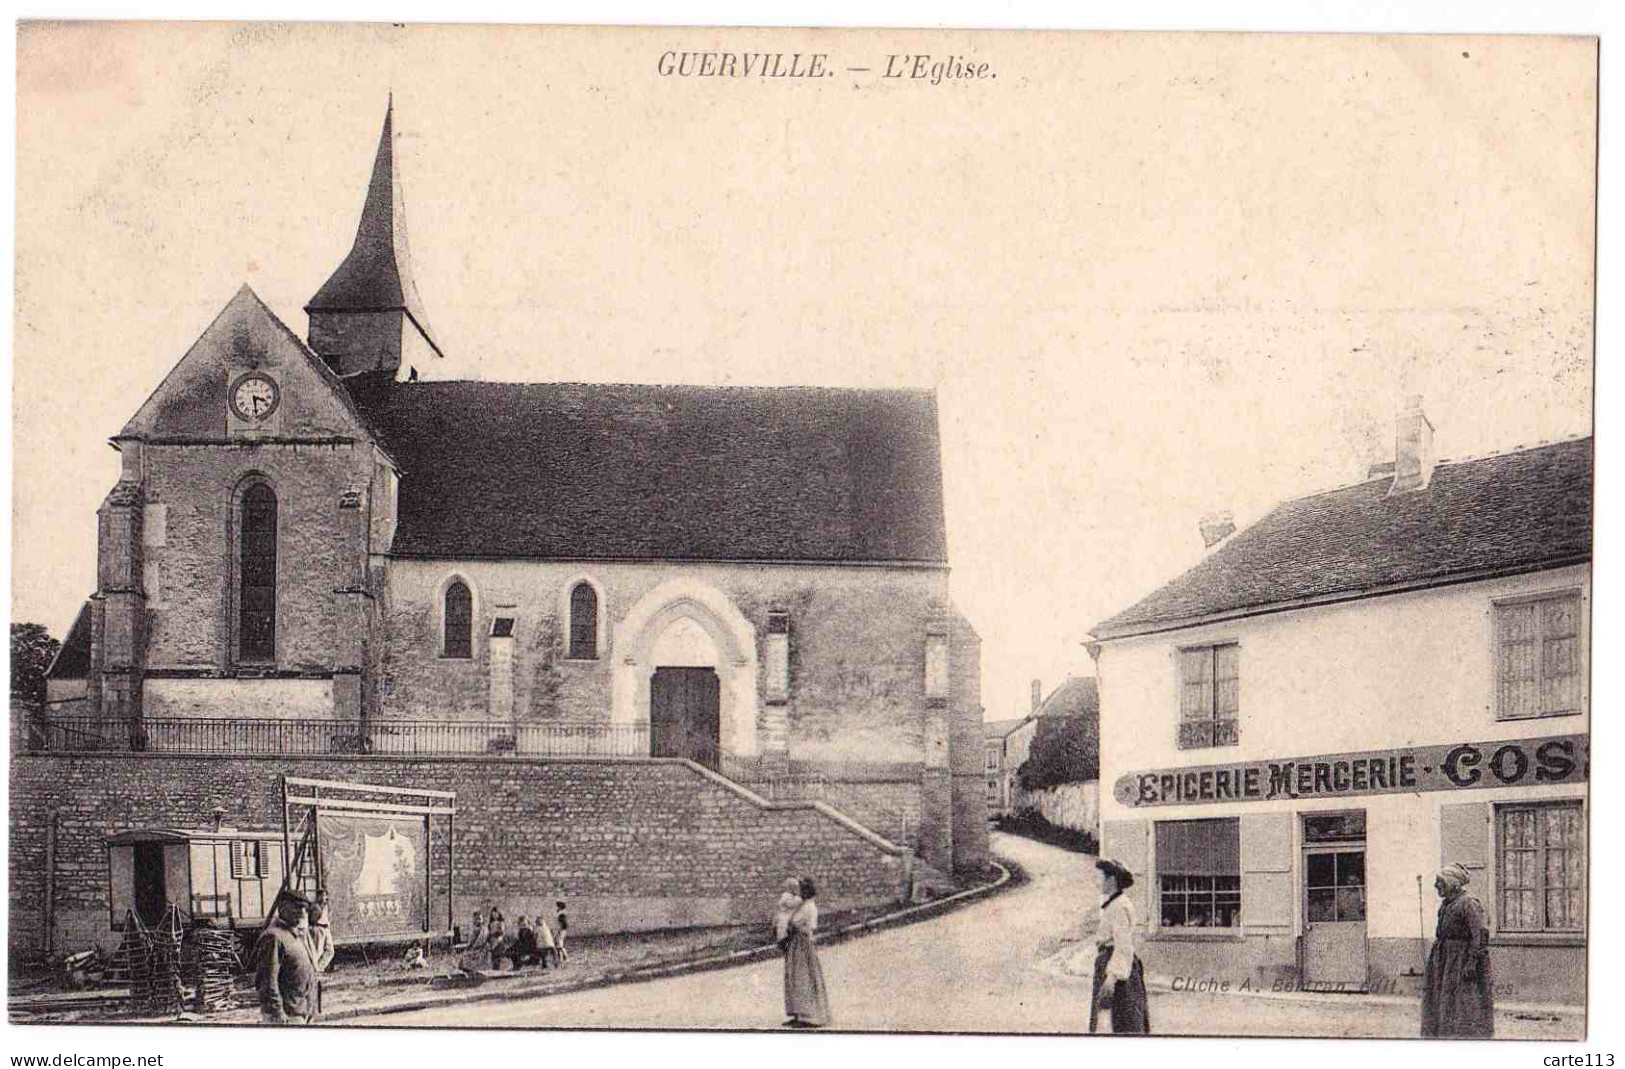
<box><xmin>1096</xmin><ymin>858</ymin><xmax>1135</xmax><ymax>889</ymax></box>
<box><xmin>277</xmin><ymin>887</ymin><xmax>314</xmax><ymax>909</ymax></box>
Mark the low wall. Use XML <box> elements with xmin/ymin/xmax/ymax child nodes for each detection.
<box><xmin>9</xmin><ymin>753</ymin><xmax>909</xmax><ymax>959</ymax></box>
<box><xmin>1012</xmin><ymin>780</ymin><xmax>1099</xmax><ymax>835</ymax></box>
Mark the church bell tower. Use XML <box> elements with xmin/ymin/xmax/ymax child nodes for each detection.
<box><xmin>306</xmin><ymin>98</ymin><xmax>443</xmax><ymax>382</ymax></box>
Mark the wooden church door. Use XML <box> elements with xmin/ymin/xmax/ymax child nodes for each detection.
<box><xmin>650</xmin><ymin>667</ymin><xmax>722</xmax><ymax>770</ymax></box>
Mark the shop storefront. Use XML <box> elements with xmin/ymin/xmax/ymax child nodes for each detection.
<box><xmin>1102</xmin><ymin>734</ymin><xmax>1588</xmax><ymax>1002</ymax></box>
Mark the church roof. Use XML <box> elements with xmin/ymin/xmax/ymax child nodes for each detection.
<box><xmin>1092</xmin><ymin>436</ymin><xmax>1593</xmax><ymax>640</ymax></box>
<box><xmin>359</xmin><ymin>381</ymin><xmax>949</xmax><ymax>563</ymax></box>
<box><xmin>305</xmin><ymin>99</ymin><xmax>443</xmax><ymax>358</ymax></box>
<box><xmin>45</xmin><ymin>601</ymin><xmax>92</xmax><ymax>681</ymax></box>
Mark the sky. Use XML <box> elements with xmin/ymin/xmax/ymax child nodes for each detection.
<box><xmin>10</xmin><ymin>24</ymin><xmax>1597</xmax><ymax>719</ymax></box>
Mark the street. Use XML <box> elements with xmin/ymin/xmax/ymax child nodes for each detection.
<box><xmin>352</xmin><ymin>832</ymin><xmax>1582</xmax><ymax>1037</ymax></box>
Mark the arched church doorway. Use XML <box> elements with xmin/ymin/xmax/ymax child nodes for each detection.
<box><xmin>650</xmin><ymin>667</ymin><xmax>721</xmax><ymax>769</ymax></box>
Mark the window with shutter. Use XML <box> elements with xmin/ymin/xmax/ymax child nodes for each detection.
<box><xmin>568</xmin><ymin>582</ymin><xmax>598</xmax><ymax>660</ymax></box>
<box><xmin>1177</xmin><ymin>644</ymin><xmax>1240</xmax><ymax>749</ymax></box>
<box><xmin>1496</xmin><ymin>802</ymin><xmax>1585</xmax><ymax>933</ymax></box>
<box><xmin>1156</xmin><ymin>818</ymin><xmax>1242</xmax><ymax>928</ymax></box>
<box><xmin>1495</xmin><ymin>592</ymin><xmax>1583</xmax><ymax>720</ymax></box>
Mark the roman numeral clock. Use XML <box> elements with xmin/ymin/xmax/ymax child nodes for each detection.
<box><xmin>226</xmin><ymin>369</ymin><xmax>283</xmax><ymax>435</ymax></box>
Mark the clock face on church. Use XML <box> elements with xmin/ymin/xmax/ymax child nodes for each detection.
<box><xmin>229</xmin><ymin>372</ymin><xmax>281</xmax><ymax>422</ymax></box>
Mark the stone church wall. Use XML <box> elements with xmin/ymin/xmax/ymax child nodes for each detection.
<box><xmin>378</xmin><ymin>559</ymin><xmax>956</xmax><ymax>767</ymax></box>
<box><xmin>9</xmin><ymin>752</ymin><xmax>911</xmax><ymax>959</ymax></box>
<box><xmin>135</xmin><ymin>442</ymin><xmax>377</xmax><ymax>675</ymax></box>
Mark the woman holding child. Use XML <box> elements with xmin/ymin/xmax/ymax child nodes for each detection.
<box><xmin>780</xmin><ymin>876</ymin><xmax>832</xmax><ymax>1029</ymax></box>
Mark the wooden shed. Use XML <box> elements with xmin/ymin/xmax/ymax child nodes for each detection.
<box><xmin>106</xmin><ymin>826</ymin><xmax>287</xmax><ymax>931</ymax></box>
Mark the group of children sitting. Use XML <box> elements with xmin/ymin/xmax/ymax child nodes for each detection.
<box><xmin>458</xmin><ymin>901</ymin><xmax>571</xmax><ymax>972</ymax></box>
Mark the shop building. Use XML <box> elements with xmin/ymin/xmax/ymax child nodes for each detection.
<box><xmin>1090</xmin><ymin>410</ymin><xmax>1590</xmax><ymax>1004</ymax></box>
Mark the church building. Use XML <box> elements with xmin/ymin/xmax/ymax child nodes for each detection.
<box><xmin>49</xmin><ymin>103</ymin><xmax>986</xmax><ymax>886</ymax></box>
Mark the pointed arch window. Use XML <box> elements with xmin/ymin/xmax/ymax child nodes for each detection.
<box><xmin>443</xmin><ymin>580</ymin><xmax>473</xmax><ymax>659</ymax></box>
<box><xmin>239</xmin><ymin>483</ymin><xmax>277</xmax><ymax>662</ymax></box>
<box><xmin>569</xmin><ymin>582</ymin><xmax>599</xmax><ymax>660</ymax></box>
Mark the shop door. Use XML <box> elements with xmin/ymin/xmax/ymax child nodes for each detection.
<box><xmin>650</xmin><ymin>667</ymin><xmax>721</xmax><ymax>770</ymax></box>
<box><xmin>1303</xmin><ymin>845</ymin><xmax>1369</xmax><ymax>990</ymax></box>
<box><xmin>133</xmin><ymin>843</ymin><xmax>167</xmax><ymax>926</ymax></box>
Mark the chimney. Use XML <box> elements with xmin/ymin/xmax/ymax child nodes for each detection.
<box><xmin>1031</xmin><ymin>679</ymin><xmax>1043</xmax><ymax>714</ymax></box>
<box><xmin>212</xmin><ymin>806</ymin><xmax>227</xmax><ymax>832</ymax></box>
<box><xmin>1199</xmin><ymin>511</ymin><xmax>1236</xmax><ymax>549</ymax></box>
<box><xmin>1389</xmin><ymin>396</ymin><xmax>1436</xmax><ymax>495</ymax></box>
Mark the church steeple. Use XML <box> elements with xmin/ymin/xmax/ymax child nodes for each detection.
<box><xmin>306</xmin><ymin>97</ymin><xmax>443</xmax><ymax>380</ymax></box>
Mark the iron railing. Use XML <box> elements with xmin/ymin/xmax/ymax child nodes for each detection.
<box><xmin>22</xmin><ymin>716</ymin><xmax>650</xmax><ymax>758</ymax></box>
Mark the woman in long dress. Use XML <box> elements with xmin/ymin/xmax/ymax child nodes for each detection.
<box><xmin>782</xmin><ymin>876</ymin><xmax>833</xmax><ymax>1028</ymax></box>
<box><xmin>1421</xmin><ymin>863</ymin><xmax>1494</xmax><ymax>1038</ymax></box>
<box><xmin>1089</xmin><ymin>858</ymin><xmax>1151</xmax><ymax>1034</ymax></box>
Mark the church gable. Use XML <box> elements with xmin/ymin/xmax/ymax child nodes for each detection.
<box><xmin>119</xmin><ymin>284</ymin><xmax>378</xmax><ymax>445</ymax></box>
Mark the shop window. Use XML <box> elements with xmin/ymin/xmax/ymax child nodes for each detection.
<box><xmin>1494</xmin><ymin>592</ymin><xmax>1584</xmax><ymax>720</ymax></box>
<box><xmin>1497</xmin><ymin>802</ymin><xmax>1585</xmax><ymax>933</ymax></box>
<box><xmin>1156</xmin><ymin>818</ymin><xmax>1241</xmax><ymax>928</ymax></box>
<box><xmin>443</xmin><ymin>580</ymin><xmax>473</xmax><ymax>659</ymax></box>
<box><xmin>569</xmin><ymin>582</ymin><xmax>599</xmax><ymax>660</ymax></box>
<box><xmin>1178</xmin><ymin>644</ymin><xmax>1239</xmax><ymax>749</ymax></box>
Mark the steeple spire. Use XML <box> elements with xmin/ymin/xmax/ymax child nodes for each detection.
<box><xmin>306</xmin><ymin>97</ymin><xmax>443</xmax><ymax>378</ymax></box>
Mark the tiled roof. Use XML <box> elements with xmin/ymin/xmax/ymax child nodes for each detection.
<box><xmin>1093</xmin><ymin>437</ymin><xmax>1593</xmax><ymax>639</ymax></box>
<box><xmin>983</xmin><ymin>717</ymin><xmax>1027</xmax><ymax>739</ymax></box>
<box><xmin>1035</xmin><ymin>676</ymin><xmax>1099</xmax><ymax>720</ymax></box>
<box><xmin>360</xmin><ymin>381</ymin><xmax>949</xmax><ymax>563</ymax></box>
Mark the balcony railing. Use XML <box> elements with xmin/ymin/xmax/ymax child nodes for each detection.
<box><xmin>22</xmin><ymin>716</ymin><xmax>650</xmax><ymax>758</ymax></box>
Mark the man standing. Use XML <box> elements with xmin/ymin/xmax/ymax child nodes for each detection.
<box><xmin>255</xmin><ymin>888</ymin><xmax>319</xmax><ymax>1025</ymax></box>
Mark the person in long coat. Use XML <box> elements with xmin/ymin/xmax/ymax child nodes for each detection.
<box><xmin>782</xmin><ymin>876</ymin><xmax>832</xmax><ymax>1028</ymax></box>
<box><xmin>1089</xmin><ymin>858</ymin><xmax>1151</xmax><ymax>1034</ymax></box>
<box><xmin>253</xmin><ymin>889</ymin><xmax>319</xmax><ymax>1025</ymax></box>
<box><xmin>1421</xmin><ymin>863</ymin><xmax>1495</xmax><ymax>1038</ymax></box>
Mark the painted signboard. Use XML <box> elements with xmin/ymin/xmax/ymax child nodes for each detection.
<box><xmin>317</xmin><ymin>813</ymin><xmax>429</xmax><ymax>942</ymax></box>
<box><xmin>1113</xmin><ymin>733</ymin><xmax>1588</xmax><ymax>808</ymax></box>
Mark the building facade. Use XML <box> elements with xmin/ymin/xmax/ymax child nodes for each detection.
<box><xmin>1091</xmin><ymin>411</ymin><xmax>1590</xmax><ymax>1004</ymax></box>
<box><xmin>22</xmin><ymin>103</ymin><xmax>986</xmax><ymax>952</ymax></box>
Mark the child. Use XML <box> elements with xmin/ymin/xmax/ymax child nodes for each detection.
<box><xmin>486</xmin><ymin>909</ymin><xmax>509</xmax><ymax>971</ymax></box>
<box><xmin>774</xmin><ymin>878</ymin><xmax>802</xmax><ymax>947</ymax></box>
<box><xmin>554</xmin><ymin>901</ymin><xmax>570</xmax><ymax>965</ymax></box>
<box><xmin>535</xmin><ymin>911</ymin><xmax>558</xmax><ymax>969</ymax></box>
<box><xmin>508</xmin><ymin>916</ymin><xmax>541</xmax><ymax>969</ymax></box>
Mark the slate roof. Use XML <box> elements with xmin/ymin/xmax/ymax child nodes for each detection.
<box><xmin>44</xmin><ymin>601</ymin><xmax>92</xmax><ymax>681</ymax></box>
<box><xmin>1093</xmin><ymin>436</ymin><xmax>1593</xmax><ymax>639</ymax></box>
<box><xmin>306</xmin><ymin>101</ymin><xmax>443</xmax><ymax>358</ymax></box>
<box><xmin>359</xmin><ymin>381</ymin><xmax>949</xmax><ymax>563</ymax></box>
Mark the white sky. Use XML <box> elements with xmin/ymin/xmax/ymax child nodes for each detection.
<box><xmin>10</xmin><ymin>24</ymin><xmax>1596</xmax><ymax>720</ymax></box>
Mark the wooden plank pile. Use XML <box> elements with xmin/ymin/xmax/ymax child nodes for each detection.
<box><xmin>189</xmin><ymin>925</ymin><xmax>245</xmax><ymax>1014</ymax></box>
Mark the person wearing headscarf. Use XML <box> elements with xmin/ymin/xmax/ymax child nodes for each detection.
<box><xmin>781</xmin><ymin>876</ymin><xmax>832</xmax><ymax>1028</ymax></box>
<box><xmin>1090</xmin><ymin>858</ymin><xmax>1151</xmax><ymax>1034</ymax></box>
<box><xmin>774</xmin><ymin>877</ymin><xmax>803</xmax><ymax>947</ymax></box>
<box><xmin>1422</xmin><ymin>862</ymin><xmax>1494</xmax><ymax>1037</ymax></box>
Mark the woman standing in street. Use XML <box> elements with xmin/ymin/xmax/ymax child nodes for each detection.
<box><xmin>1090</xmin><ymin>858</ymin><xmax>1150</xmax><ymax>1034</ymax></box>
<box><xmin>1421</xmin><ymin>863</ymin><xmax>1494</xmax><ymax>1038</ymax></box>
<box><xmin>782</xmin><ymin>876</ymin><xmax>832</xmax><ymax>1029</ymax></box>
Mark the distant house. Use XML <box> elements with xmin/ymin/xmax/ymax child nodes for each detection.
<box><xmin>984</xmin><ymin>676</ymin><xmax>1100</xmax><ymax>819</ymax></box>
